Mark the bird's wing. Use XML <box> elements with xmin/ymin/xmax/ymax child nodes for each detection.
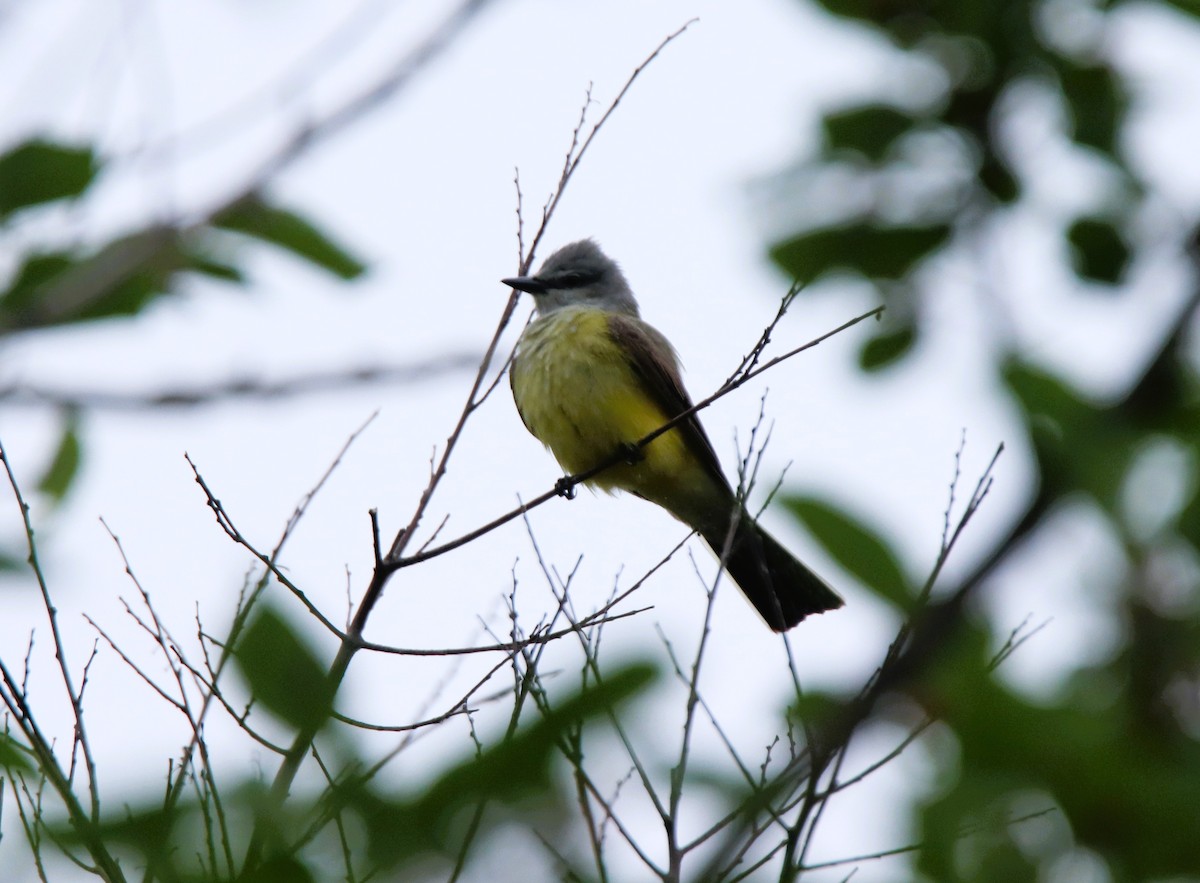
<box><xmin>509</xmin><ymin>361</ymin><xmax>538</xmax><ymax>439</ymax></box>
<box><xmin>606</xmin><ymin>313</ymin><xmax>731</xmax><ymax>492</ymax></box>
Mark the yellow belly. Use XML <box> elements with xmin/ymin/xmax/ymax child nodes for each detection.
<box><xmin>510</xmin><ymin>307</ymin><xmax>715</xmax><ymax>518</ymax></box>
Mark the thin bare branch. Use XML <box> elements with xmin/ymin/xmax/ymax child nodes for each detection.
<box><xmin>0</xmin><ymin>441</ymin><xmax>130</xmax><ymax>883</ymax></box>
<box><xmin>0</xmin><ymin>356</ymin><xmax>475</xmax><ymax>411</ymax></box>
<box><xmin>239</xmin><ymin>0</ymin><xmax>498</xmax><ymax>195</ymax></box>
<box><xmin>393</xmin><ymin>306</ymin><xmax>884</xmax><ymax>572</ymax></box>
<box><xmin>519</xmin><ymin>20</ymin><xmax>696</xmax><ymax>271</ymax></box>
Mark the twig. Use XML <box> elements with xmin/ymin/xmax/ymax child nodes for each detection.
<box><xmin>666</xmin><ymin>403</ymin><xmax>776</xmax><ymax>878</ymax></box>
<box><xmin>686</xmin><ymin>441</ymin><xmax>1007</xmax><ymax>881</ymax></box>
<box><xmin>131</xmin><ymin>0</ymin><xmax>428</xmax><ymax>164</ymax></box>
<box><xmin>520</xmin><ymin>20</ymin><xmax>697</xmax><ymax>271</ymax></box>
<box><xmin>392</xmin><ymin>306</ymin><xmax>884</xmax><ymax>572</ymax></box>
<box><xmin>329</xmin><ymin>651</ymin><xmax>512</xmax><ymax>733</ymax></box>
<box><xmin>186</xmin><ymin>454</ymin><xmax>347</xmax><ymax>640</ymax></box>
<box><xmin>239</xmin><ymin>0</ymin><xmax>498</xmax><ymax>194</ymax></box>
<box><xmin>727</xmin><ymin>281</ymin><xmax>803</xmax><ymax>385</ymax></box>
<box><xmin>941</xmin><ymin>429</ymin><xmax>967</xmax><ymax>552</ymax></box>
<box><xmin>0</xmin><ymin>356</ymin><xmax>475</xmax><ymax>411</ymax></box>
<box><xmin>798</xmin><ymin>806</ymin><xmax>1057</xmax><ymax>873</ymax></box>
<box><xmin>13</xmin><ymin>2</ymin><xmax>497</xmax><ymax>337</ymax></box>
<box><xmin>0</xmin><ymin>441</ymin><xmax>102</xmax><ymax>818</ymax></box>
<box><xmin>0</xmin><ymin>442</ymin><xmax>125</xmax><ymax>881</ymax></box>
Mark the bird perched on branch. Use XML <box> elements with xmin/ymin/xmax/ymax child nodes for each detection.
<box><xmin>504</xmin><ymin>239</ymin><xmax>843</xmax><ymax>631</ymax></box>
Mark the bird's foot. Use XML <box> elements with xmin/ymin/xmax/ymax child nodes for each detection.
<box><xmin>618</xmin><ymin>442</ymin><xmax>644</xmax><ymax>466</ymax></box>
<box><xmin>555</xmin><ymin>476</ymin><xmax>577</xmax><ymax>500</ymax></box>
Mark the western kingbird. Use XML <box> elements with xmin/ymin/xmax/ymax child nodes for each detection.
<box><xmin>504</xmin><ymin>240</ymin><xmax>843</xmax><ymax>631</ymax></box>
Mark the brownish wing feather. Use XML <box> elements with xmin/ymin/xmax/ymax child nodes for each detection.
<box><xmin>606</xmin><ymin>313</ymin><xmax>731</xmax><ymax>494</ymax></box>
<box><xmin>611</xmin><ymin>313</ymin><xmax>844</xmax><ymax>630</ymax></box>
<box><xmin>509</xmin><ymin>364</ymin><xmax>537</xmax><ymax>440</ymax></box>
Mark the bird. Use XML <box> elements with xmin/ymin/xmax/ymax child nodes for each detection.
<box><xmin>504</xmin><ymin>239</ymin><xmax>843</xmax><ymax>631</ymax></box>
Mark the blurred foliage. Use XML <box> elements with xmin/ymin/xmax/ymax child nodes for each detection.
<box><xmin>776</xmin><ymin>0</ymin><xmax>1200</xmax><ymax>878</ymax></box>
<box><xmin>213</xmin><ymin>194</ymin><xmax>367</xmax><ymax>281</ymax></box>
<box><xmin>0</xmin><ymin>144</ymin><xmax>364</xmax><ymax>336</ymax></box>
<box><xmin>346</xmin><ymin>662</ymin><xmax>653</xmax><ymax>869</ymax></box>
<box><xmin>0</xmin><ymin>141</ymin><xmax>98</xmax><ymax>220</ymax></box>
<box><xmin>0</xmin><ymin>730</ymin><xmax>35</xmax><ymax>773</ymax></box>
<box><xmin>233</xmin><ymin>606</ymin><xmax>338</xmax><ymax>734</ymax></box>
<box><xmin>771</xmin><ymin>223</ymin><xmax>952</xmax><ymax>284</ymax></box>
<box><xmin>785</xmin><ymin>494</ymin><xmax>916</xmax><ymax>609</ymax></box>
<box><xmin>917</xmin><ymin>622</ymin><xmax>1200</xmax><ymax>881</ymax></box>
<box><xmin>0</xmin><ymin>139</ymin><xmax>365</xmax><ymax>506</ymax></box>
<box><xmin>41</xmin><ymin>654</ymin><xmax>654</xmax><ymax>881</ymax></box>
<box><xmin>34</xmin><ymin>408</ymin><xmax>81</xmax><ymax>504</ymax></box>
<box><xmin>1067</xmin><ymin>215</ymin><xmax>1131</xmax><ymax>285</ymax></box>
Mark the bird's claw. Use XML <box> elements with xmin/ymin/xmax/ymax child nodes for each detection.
<box><xmin>618</xmin><ymin>442</ymin><xmax>644</xmax><ymax>466</ymax></box>
<box><xmin>555</xmin><ymin>477</ymin><xmax>577</xmax><ymax>499</ymax></box>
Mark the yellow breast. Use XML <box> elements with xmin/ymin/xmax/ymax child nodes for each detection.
<box><xmin>510</xmin><ymin>307</ymin><xmax>695</xmax><ymax>499</ymax></box>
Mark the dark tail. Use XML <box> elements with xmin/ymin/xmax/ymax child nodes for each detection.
<box><xmin>700</xmin><ymin>511</ymin><xmax>843</xmax><ymax>632</ymax></box>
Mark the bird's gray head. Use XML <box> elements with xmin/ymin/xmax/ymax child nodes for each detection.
<box><xmin>502</xmin><ymin>239</ymin><xmax>640</xmax><ymax>317</ymax></box>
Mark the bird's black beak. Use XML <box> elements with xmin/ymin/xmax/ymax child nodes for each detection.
<box><xmin>502</xmin><ymin>275</ymin><xmax>546</xmax><ymax>295</ymax></box>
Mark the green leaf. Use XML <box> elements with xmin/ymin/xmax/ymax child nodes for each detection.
<box><xmin>0</xmin><ymin>140</ymin><xmax>99</xmax><ymax>219</ymax></box>
<box><xmin>784</xmin><ymin>495</ymin><xmax>911</xmax><ymax>608</ymax></box>
<box><xmin>233</xmin><ymin>606</ymin><xmax>334</xmax><ymax>733</ymax></box>
<box><xmin>0</xmin><ymin>228</ymin><xmax>186</xmax><ymax>331</ymax></box>
<box><xmin>0</xmin><ymin>251</ymin><xmax>74</xmax><ymax>328</ymax></box>
<box><xmin>979</xmin><ymin>145</ymin><xmax>1020</xmax><ymax>203</ymax></box>
<box><xmin>240</xmin><ymin>857</ymin><xmax>317</xmax><ymax>883</ymax></box>
<box><xmin>859</xmin><ymin>322</ymin><xmax>917</xmax><ymax>370</ymax></box>
<box><xmin>348</xmin><ymin>662</ymin><xmax>656</xmax><ymax>868</ymax></box>
<box><xmin>1160</xmin><ymin>0</ymin><xmax>1200</xmax><ymax>18</ymax></box>
<box><xmin>1003</xmin><ymin>358</ymin><xmax>1086</xmax><ymax>498</ymax></box>
<box><xmin>1003</xmin><ymin>358</ymin><xmax>1142</xmax><ymax>508</ymax></box>
<box><xmin>0</xmin><ymin>732</ymin><xmax>34</xmax><ymax>773</ymax></box>
<box><xmin>787</xmin><ymin>689</ymin><xmax>843</xmax><ymax>730</ymax></box>
<box><xmin>184</xmin><ymin>247</ymin><xmax>246</xmax><ymax>284</ymax></box>
<box><xmin>823</xmin><ymin>105</ymin><xmax>916</xmax><ymax>160</ymax></box>
<box><xmin>429</xmin><ymin>663</ymin><xmax>654</xmax><ymax>800</ymax></box>
<box><xmin>1176</xmin><ymin>476</ymin><xmax>1200</xmax><ymax>548</ymax></box>
<box><xmin>1056</xmin><ymin>61</ymin><xmax>1125</xmax><ymax>156</ymax></box>
<box><xmin>1003</xmin><ymin>359</ymin><xmax>1095</xmax><ymax>432</ymax></box>
<box><xmin>918</xmin><ymin>773</ymin><xmax>1045</xmax><ymax>882</ymax></box>
<box><xmin>812</xmin><ymin>0</ymin><xmax>912</xmax><ymax>34</ymax></box>
<box><xmin>771</xmin><ymin>223</ymin><xmax>951</xmax><ymax>284</ymax></box>
<box><xmin>917</xmin><ymin>625</ymin><xmax>1200</xmax><ymax>880</ymax></box>
<box><xmin>1119</xmin><ymin>332</ymin><xmax>1197</xmax><ymax>432</ymax></box>
<box><xmin>214</xmin><ymin>193</ymin><xmax>366</xmax><ymax>280</ymax></box>
<box><xmin>36</xmin><ymin>413</ymin><xmax>82</xmax><ymax>502</ymax></box>
<box><xmin>1067</xmin><ymin>216</ymin><xmax>1130</xmax><ymax>285</ymax></box>
<box><xmin>51</xmin><ymin>802</ymin><xmax>175</xmax><ymax>870</ymax></box>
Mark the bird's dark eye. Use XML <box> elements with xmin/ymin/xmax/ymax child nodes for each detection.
<box><xmin>550</xmin><ymin>269</ymin><xmax>601</xmax><ymax>290</ymax></box>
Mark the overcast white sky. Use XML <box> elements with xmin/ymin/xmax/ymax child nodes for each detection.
<box><xmin>3</xmin><ymin>0</ymin><xmax>1200</xmax><ymax>880</ymax></box>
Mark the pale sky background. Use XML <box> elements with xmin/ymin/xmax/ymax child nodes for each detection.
<box><xmin>2</xmin><ymin>0</ymin><xmax>1199</xmax><ymax>880</ymax></box>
